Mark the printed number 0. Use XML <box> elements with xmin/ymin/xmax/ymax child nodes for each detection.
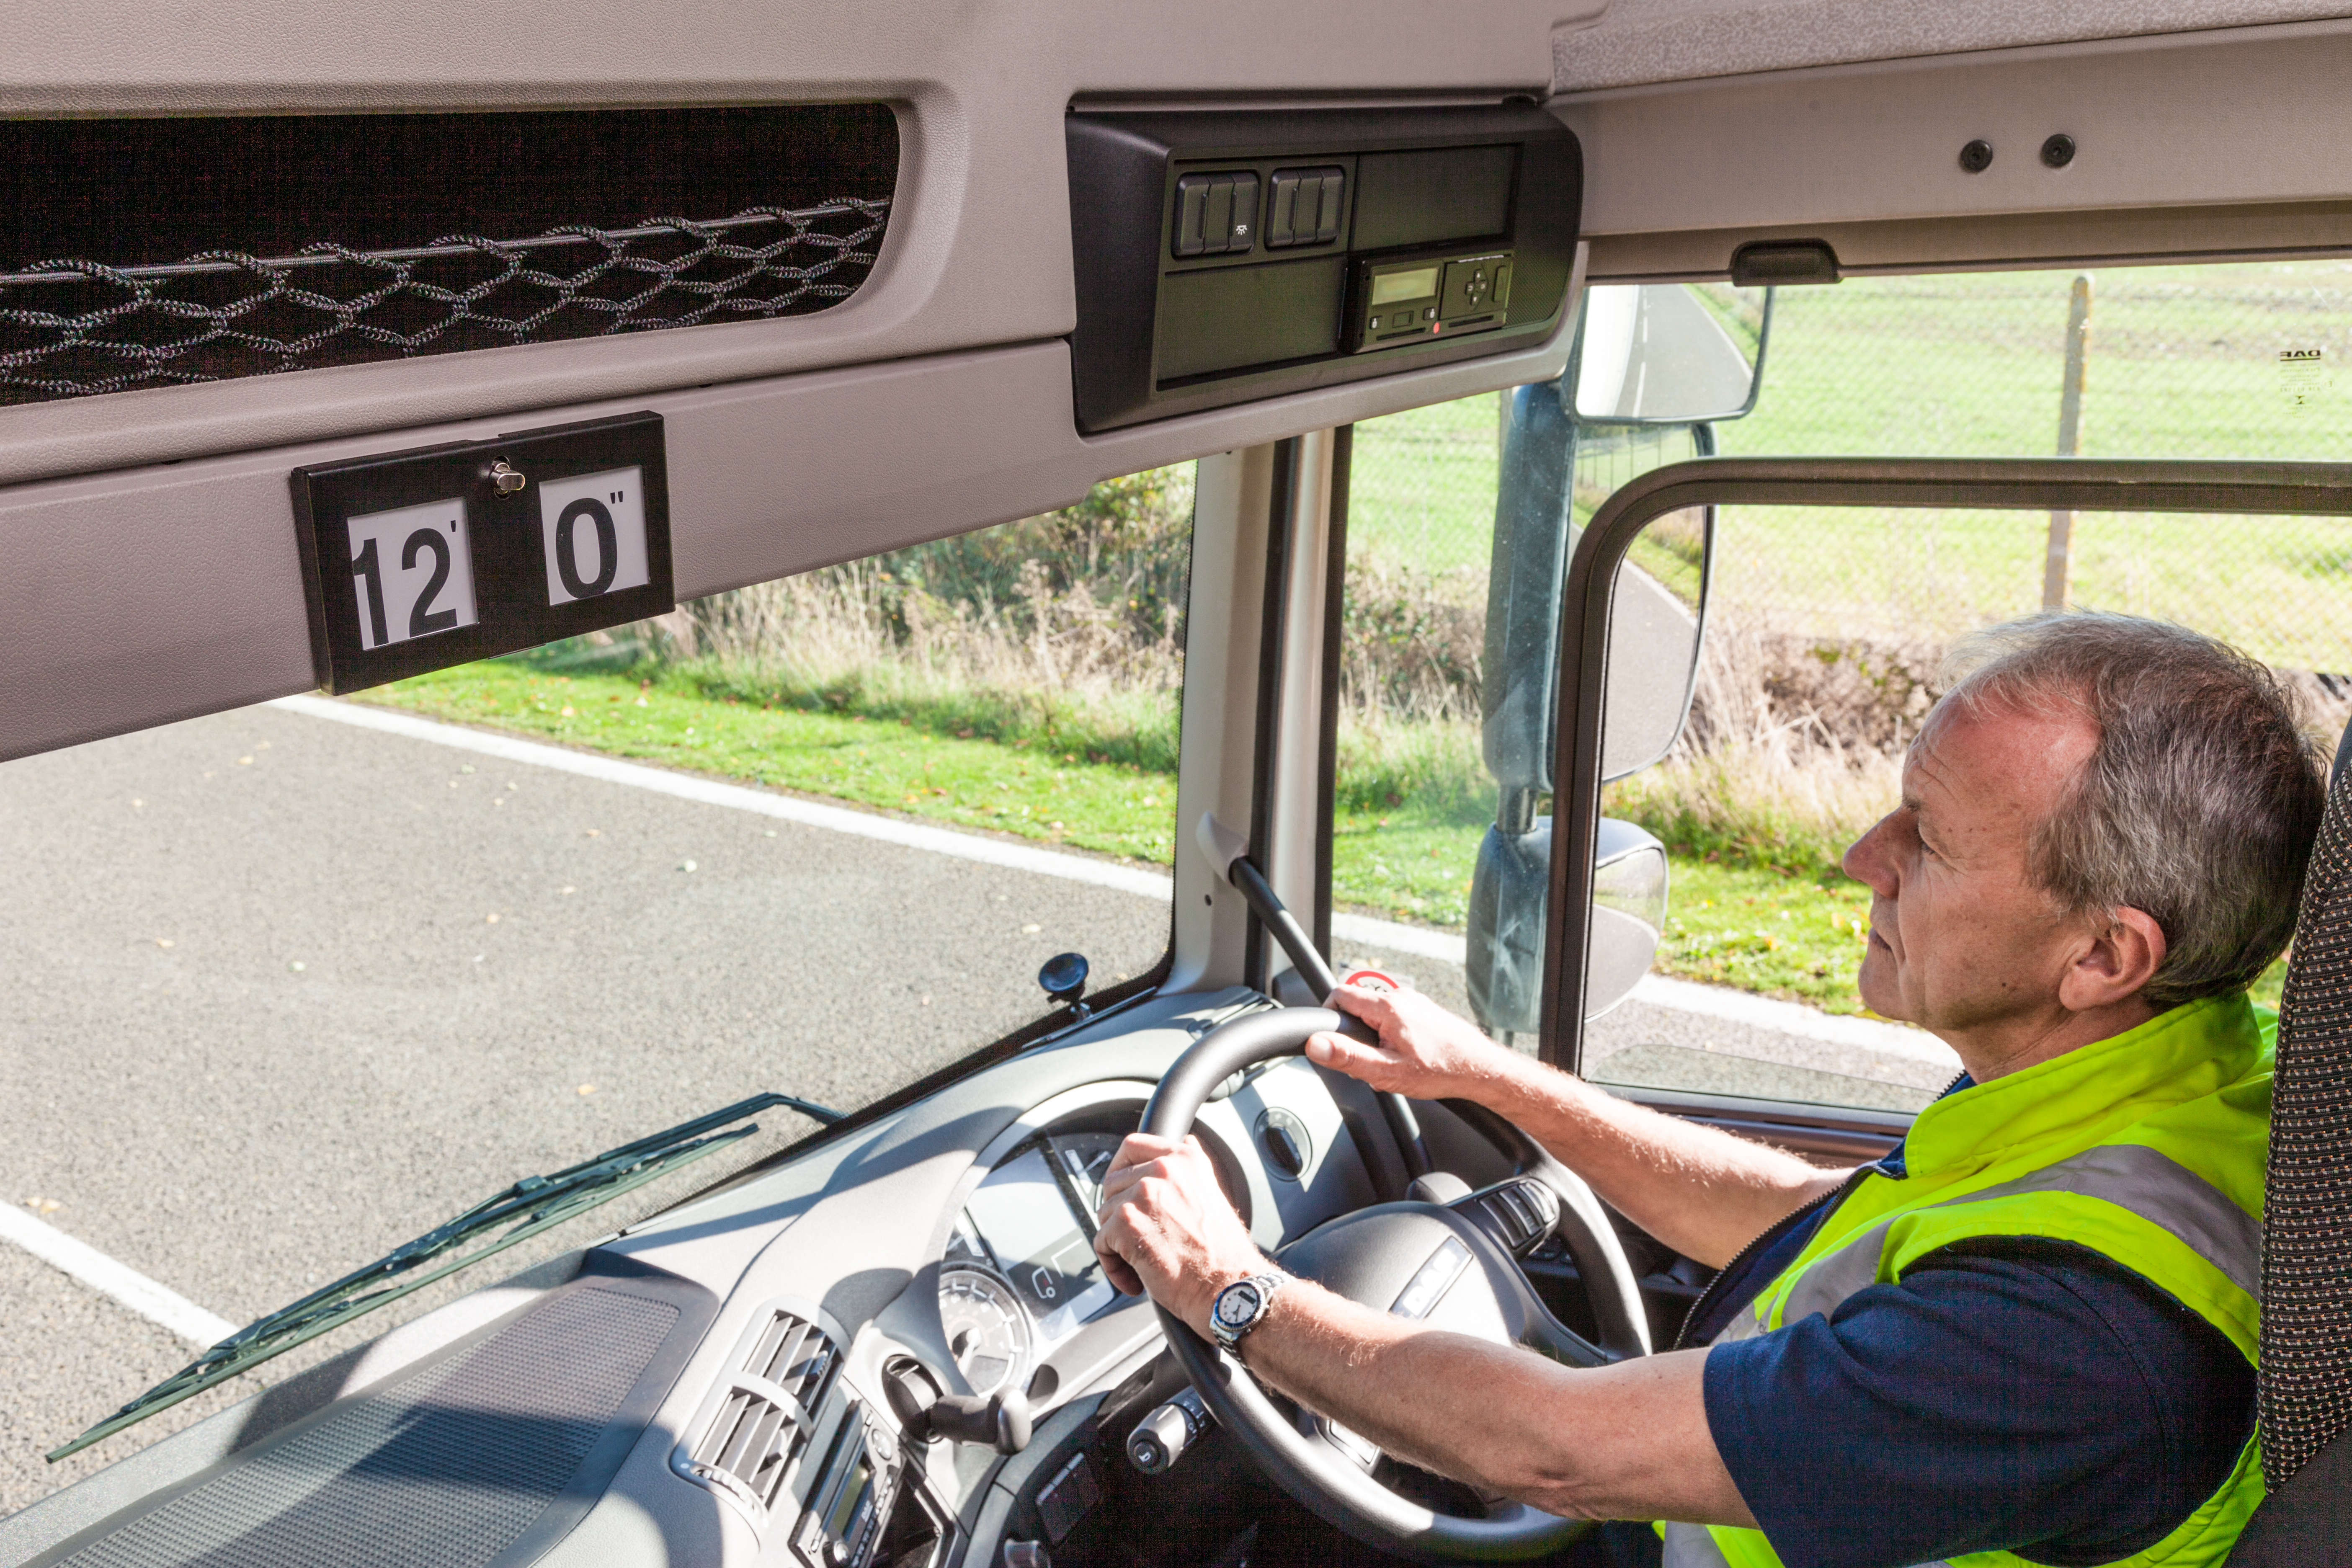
<box><xmin>402</xmin><ymin>528</ymin><xmax>457</xmax><ymax>636</ymax></box>
<box><xmin>556</xmin><ymin>499</ymin><xmax>619</xmax><ymax>599</ymax></box>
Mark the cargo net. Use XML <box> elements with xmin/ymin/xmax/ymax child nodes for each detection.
<box><xmin>0</xmin><ymin>198</ymin><xmax>890</xmax><ymax>406</ymax></box>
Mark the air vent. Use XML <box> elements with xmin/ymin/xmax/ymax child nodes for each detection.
<box><xmin>745</xmin><ymin>1309</ymin><xmax>838</xmax><ymax>1410</ymax></box>
<box><xmin>678</xmin><ymin>1308</ymin><xmax>840</xmax><ymax>1519</ymax></box>
<box><xmin>693</xmin><ymin>1385</ymin><xmax>807</xmax><ymax>1509</ymax></box>
<box><xmin>0</xmin><ymin>103</ymin><xmax>898</xmax><ymax>407</ymax></box>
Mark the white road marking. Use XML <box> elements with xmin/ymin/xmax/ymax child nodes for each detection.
<box><xmin>269</xmin><ymin>695</ymin><xmax>1944</xmax><ymax>1062</ymax></box>
<box><xmin>270</xmin><ymin>695</ymin><xmax>1171</xmax><ymax>898</ymax></box>
<box><xmin>0</xmin><ymin>1203</ymin><xmax>234</xmax><ymax>1348</ymax></box>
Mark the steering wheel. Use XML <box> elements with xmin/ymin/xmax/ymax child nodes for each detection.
<box><xmin>1139</xmin><ymin>1007</ymin><xmax>1651</xmax><ymax>1562</ymax></box>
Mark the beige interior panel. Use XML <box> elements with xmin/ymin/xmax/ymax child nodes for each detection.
<box><xmin>1552</xmin><ymin>20</ymin><xmax>2352</xmax><ymax>255</ymax></box>
<box><xmin>0</xmin><ymin>0</ymin><xmax>1565</xmax><ymax>487</ymax></box>
<box><xmin>1553</xmin><ymin>0</ymin><xmax>2352</xmax><ymax>93</ymax></box>
<box><xmin>1586</xmin><ymin>199</ymin><xmax>2352</xmax><ymax>281</ymax></box>
<box><xmin>0</xmin><ymin>320</ymin><xmax>1573</xmax><ymax>764</ymax></box>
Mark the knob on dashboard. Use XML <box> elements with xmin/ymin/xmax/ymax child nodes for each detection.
<box><xmin>1038</xmin><ymin>952</ymin><xmax>1090</xmax><ymax>1011</ymax></box>
<box><xmin>926</xmin><ymin>1388</ymin><xmax>1032</xmax><ymax>1455</ymax></box>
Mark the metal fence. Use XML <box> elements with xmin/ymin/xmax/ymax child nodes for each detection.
<box><xmin>1346</xmin><ymin>260</ymin><xmax>2352</xmax><ymax>683</ymax></box>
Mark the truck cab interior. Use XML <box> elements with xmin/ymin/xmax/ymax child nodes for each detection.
<box><xmin>3</xmin><ymin>3</ymin><xmax>2352</xmax><ymax>1565</ymax></box>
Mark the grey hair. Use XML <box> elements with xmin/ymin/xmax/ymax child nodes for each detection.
<box><xmin>1936</xmin><ymin>612</ymin><xmax>2327</xmax><ymax>1008</ymax></box>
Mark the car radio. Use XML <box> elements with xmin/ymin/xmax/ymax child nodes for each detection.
<box><xmin>1349</xmin><ymin>248</ymin><xmax>1513</xmax><ymax>352</ymax></box>
<box><xmin>794</xmin><ymin>1406</ymin><xmax>900</xmax><ymax>1568</ymax></box>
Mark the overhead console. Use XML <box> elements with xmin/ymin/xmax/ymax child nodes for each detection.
<box><xmin>1065</xmin><ymin>105</ymin><xmax>1581</xmax><ymax>433</ymax></box>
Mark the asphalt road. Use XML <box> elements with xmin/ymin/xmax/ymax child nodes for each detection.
<box><xmin>0</xmin><ymin>699</ymin><xmax>1942</xmax><ymax>1519</ymax></box>
<box><xmin>0</xmin><ymin>700</ymin><xmax>1169</xmax><ymax>1514</ymax></box>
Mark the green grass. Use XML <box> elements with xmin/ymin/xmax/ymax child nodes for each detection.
<box><xmin>370</xmin><ymin>656</ymin><xmax>2288</xmax><ymax>1020</ymax></box>
<box><xmin>1348</xmin><ymin>395</ymin><xmax>1504</xmax><ymax>575</ymax></box>
<box><xmin>367</xmin><ymin>663</ymin><xmax>1183</xmax><ymax>865</ymax></box>
<box><xmin>1711</xmin><ymin>264</ymin><xmax>2352</xmax><ymax>665</ymax></box>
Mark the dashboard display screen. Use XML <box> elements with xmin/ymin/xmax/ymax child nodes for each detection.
<box><xmin>962</xmin><ymin>1146</ymin><xmax>1114</xmax><ymax>1337</ymax></box>
<box><xmin>1369</xmin><ymin>266</ymin><xmax>1439</xmax><ymax>307</ymax></box>
<box><xmin>950</xmin><ymin>1133</ymin><xmax>1124</xmax><ymax>1378</ymax></box>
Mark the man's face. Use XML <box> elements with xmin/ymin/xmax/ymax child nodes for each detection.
<box><xmin>1841</xmin><ymin>699</ymin><xmax>2099</xmax><ymax>1035</ymax></box>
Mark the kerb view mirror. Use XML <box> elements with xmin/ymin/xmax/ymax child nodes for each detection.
<box><xmin>1574</xmin><ymin>284</ymin><xmax>1772</xmax><ymax>426</ymax></box>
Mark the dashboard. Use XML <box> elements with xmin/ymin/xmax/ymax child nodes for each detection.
<box><xmin>0</xmin><ymin>988</ymin><xmax>1451</xmax><ymax>1568</ymax></box>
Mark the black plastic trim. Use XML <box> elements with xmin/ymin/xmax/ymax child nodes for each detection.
<box><xmin>1066</xmin><ymin>106</ymin><xmax>1580</xmax><ymax>433</ymax></box>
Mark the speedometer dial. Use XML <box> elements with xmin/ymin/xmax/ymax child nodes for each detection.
<box><xmin>939</xmin><ymin>1265</ymin><xmax>1032</xmax><ymax>1396</ymax></box>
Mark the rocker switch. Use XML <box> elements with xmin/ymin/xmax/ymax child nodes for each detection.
<box><xmin>1171</xmin><ymin>171</ymin><xmax>1261</xmax><ymax>257</ymax></box>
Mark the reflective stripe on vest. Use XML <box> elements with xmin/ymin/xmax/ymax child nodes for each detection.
<box><xmin>1710</xmin><ymin>1141</ymin><xmax>2260</xmax><ymax>1347</ymax></box>
<box><xmin>1657</xmin><ymin>994</ymin><xmax>2272</xmax><ymax>1568</ymax></box>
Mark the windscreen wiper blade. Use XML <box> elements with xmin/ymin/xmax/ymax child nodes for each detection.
<box><xmin>49</xmin><ymin>1090</ymin><xmax>843</xmax><ymax>1462</ymax></box>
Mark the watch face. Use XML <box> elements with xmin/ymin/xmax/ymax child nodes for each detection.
<box><xmin>1215</xmin><ymin>1282</ymin><xmax>1261</xmax><ymax>1328</ymax></box>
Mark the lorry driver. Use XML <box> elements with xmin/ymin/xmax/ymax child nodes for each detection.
<box><xmin>1093</xmin><ymin>612</ymin><xmax>2325</xmax><ymax>1568</ymax></box>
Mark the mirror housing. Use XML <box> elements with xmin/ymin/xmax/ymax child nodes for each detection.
<box><xmin>1573</xmin><ymin>284</ymin><xmax>1772</xmax><ymax>426</ymax></box>
<box><xmin>1468</xmin><ymin>817</ymin><xmax>1666</xmax><ymax>1034</ymax></box>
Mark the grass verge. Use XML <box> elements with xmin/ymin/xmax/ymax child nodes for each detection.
<box><xmin>368</xmin><ymin>662</ymin><xmax>1181</xmax><ymax>864</ymax></box>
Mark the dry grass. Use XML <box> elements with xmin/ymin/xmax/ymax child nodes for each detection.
<box><xmin>1610</xmin><ymin>613</ymin><xmax>2352</xmax><ymax>874</ymax></box>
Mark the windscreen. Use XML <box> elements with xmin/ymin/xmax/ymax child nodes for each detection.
<box><xmin>0</xmin><ymin>463</ymin><xmax>1194</xmax><ymax>1504</ymax></box>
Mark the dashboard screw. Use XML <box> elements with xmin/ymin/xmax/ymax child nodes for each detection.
<box><xmin>2041</xmin><ymin>134</ymin><xmax>2077</xmax><ymax>168</ymax></box>
<box><xmin>1958</xmin><ymin>139</ymin><xmax>1994</xmax><ymax>173</ymax></box>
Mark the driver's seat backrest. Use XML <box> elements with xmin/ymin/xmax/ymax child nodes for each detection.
<box><xmin>2228</xmin><ymin>722</ymin><xmax>2352</xmax><ymax>1563</ymax></box>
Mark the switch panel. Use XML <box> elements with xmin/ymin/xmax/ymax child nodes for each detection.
<box><xmin>1171</xmin><ymin>170</ymin><xmax>1261</xmax><ymax>258</ymax></box>
<box><xmin>1066</xmin><ymin>104</ymin><xmax>1581</xmax><ymax>432</ymax></box>
<box><xmin>1264</xmin><ymin>167</ymin><xmax>1345</xmax><ymax>248</ymax></box>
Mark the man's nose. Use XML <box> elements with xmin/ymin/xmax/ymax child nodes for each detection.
<box><xmin>1843</xmin><ymin>815</ymin><xmax>1898</xmax><ymax>896</ymax></box>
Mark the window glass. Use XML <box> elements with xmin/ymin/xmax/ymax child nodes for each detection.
<box><xmin>1577</xmin><ymin>261</ymin><xmax>2352</xmax><ymax>1110</ymax></box>
<box><xmin>0</xmin><ymin>469</ymin><xmax>1190</xmax><ymax>1499</ymax></box>
<box><xmin>1339</xmin><ymin>260</ymin><xmax>2352</xmax><ymax>1117</ymax></box>
<box><xmin>1714</xmin><ymin>263</ymin><xmax>2352</xmax><ymax>462</ymax></box>
<box><xmin>1589</xmin><ymin>499</ymin><xmax>2345</xmax><ymax>1112</ymax></box>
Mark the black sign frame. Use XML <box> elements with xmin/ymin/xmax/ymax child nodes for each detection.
<box><xmin>290</xmin><ymin>411</ymin><xmax>673</xmax><ymax>694</ymax></box>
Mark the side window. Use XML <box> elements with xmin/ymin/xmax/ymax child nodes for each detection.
<box><xmin>1574</xmin><ymin>263</ymin><xmax>2352</xmax><ymax>1112</ymax></box>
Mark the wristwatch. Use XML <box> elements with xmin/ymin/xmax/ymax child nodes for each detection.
<box><xmin>1208</xmin><ymin>1270</ymin><xmax>1291</xmax><ymax>1353</ymax></box>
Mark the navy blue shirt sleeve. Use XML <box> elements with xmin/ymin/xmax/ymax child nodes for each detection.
<box><xmin>1700</xmin><ymin>1239</ymin><xmax>2254</xmax><ymax>1568</ymax></box>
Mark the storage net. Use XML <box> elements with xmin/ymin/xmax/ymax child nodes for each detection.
<box><xmin>0</xmin><ymin>198</ymin><xmax>889</xmax><ymax>406</ymax></box>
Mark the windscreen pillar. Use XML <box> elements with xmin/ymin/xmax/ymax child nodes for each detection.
<box><xmin>1165</xmin><ymin>434</ymin><xmax>1340</xmax><ymax>998</ymax></box>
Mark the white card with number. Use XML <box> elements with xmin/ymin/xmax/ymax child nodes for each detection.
<box><xmin>537</xmin><ymin>466</ymin><xmax>651</xmax><ymax>606</ymax></box>
<box><xmin>347</xmin><ymin>497</ymin><xmax>479</xmax><ymax>651</ymax></box>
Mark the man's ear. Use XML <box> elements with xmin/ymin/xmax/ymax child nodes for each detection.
<box><xmin>2057</xmin><ymin>906</ymin><xmax>2167</xmax><ymax>1013</ymax></box>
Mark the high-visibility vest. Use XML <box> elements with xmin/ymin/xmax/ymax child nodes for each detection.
<box><xmin>1661</xmin><ymin>992</ymin><xmax>2271</xmax><ymax>1568</ymax></box>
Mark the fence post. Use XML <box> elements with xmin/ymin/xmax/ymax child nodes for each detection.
<box><xmin>2043</xmin><ymin>273</ymin><xmax>2094</xmax><ymax>611</ymax></box>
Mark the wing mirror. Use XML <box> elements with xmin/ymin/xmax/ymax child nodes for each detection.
<box><xmin>1467</xmin><ymin>371</ymin><xmax>1719</xmax><ymax>1037</ymax></box>
<box><xmin>1573</xmin><ymin>284</ymin><xmax>1773</xmax><ymax>425</ymax></box>
<box><xmin>1470</xmin><ymin>817</ymin><xmax>1668</xmax><ymax>1034</ymax></box>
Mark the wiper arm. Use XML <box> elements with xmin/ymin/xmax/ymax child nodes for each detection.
<box><xmin>49</xmin><ymin>1090</ymin><xmax>843</xmax><ymax>1462</ymax></box>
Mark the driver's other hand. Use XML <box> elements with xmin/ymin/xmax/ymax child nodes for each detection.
<box><xmin>1093</xmin><ymin>1133</ymin><xmax>1265</xmax><ymax>1336</ymax></box>
<box><xmin>1305</xmin><ymin>983</ymin><xmax>1517</xmax><ymax>1101</ymax></box>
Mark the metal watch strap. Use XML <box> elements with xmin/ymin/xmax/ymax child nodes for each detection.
<box><xmin>1209</xmin><ymin>1270</ymin><xmax>1289</xmax><ymax>1352</ymax></box>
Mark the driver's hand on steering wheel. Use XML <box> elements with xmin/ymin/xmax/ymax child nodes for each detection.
<box><xmin>1093</xmin><ymin>1133</ymin><xmax>1266</xmax><ymax>1337</ymax></box>
<box><xmin>1306</xmin><ymin>984</ymin><xmax>1524</xmax><ymax>1102</ymax></box>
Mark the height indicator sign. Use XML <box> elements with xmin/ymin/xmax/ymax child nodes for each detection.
<box><xmin>292</xmin><ymin>412</ymin><xmax>672</xmax><ymax>694</ymax></box>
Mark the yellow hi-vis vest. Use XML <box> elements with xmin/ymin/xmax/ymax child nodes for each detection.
<box><xmin>1662</xmin><ymin>993</ymin><xmax>2272</xmax><ymax>1568</ymax></box>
